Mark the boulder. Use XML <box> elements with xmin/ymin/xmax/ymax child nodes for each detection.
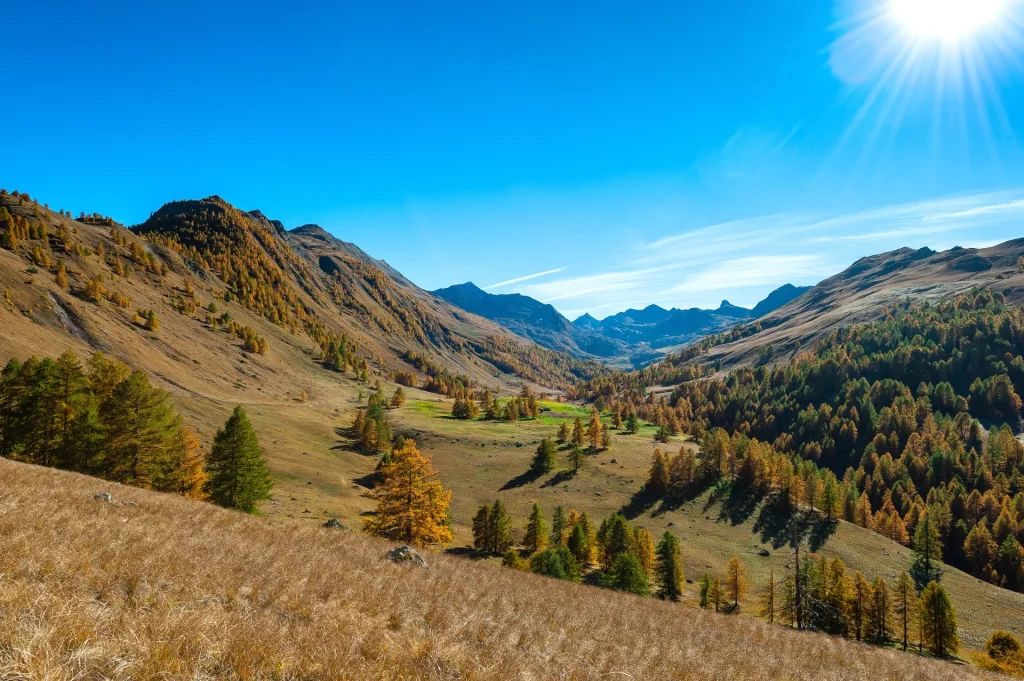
<box><xmin>323</xmin><ymin>518</ymin><xmax>346</xmax><ymax>530</ymax></box>
<box><xmin>93</xmin><ymin>492</ymin><xmax>112</xmax><ymax>502</ymax></box>
<box><xmin>386</xmin><ymin>545</ymin><xmax>427</xmax><ymax>567</ymax></box>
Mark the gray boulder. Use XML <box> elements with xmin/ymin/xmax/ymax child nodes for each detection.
<box><xmin>386</xmin><ymin>545</ymin><xmax>427</xmax><ymax>567</ymax></box>
<box><xmin>93</xmin><ymin>492</ymin><xmax>112</xmax><ymax>502</ymax></box>
<box><xmin>323</xmin><ymin>518</ymin><xmax>346</xmax><ymax>530</ymax></box>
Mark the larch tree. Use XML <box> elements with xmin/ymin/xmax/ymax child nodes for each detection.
<box><xmin>586</xmin><ymin>408</ymin><xmax>602</xmax><ymax>450</ymax></box>
<box><xmin>868</xmin><ymin>576</ymin><xmax>892</xmax><ymax>645</ymax></box>
<box><xmin>571</xmin><ymin>416</ymin><xmax>585</xmax><ymax>447</ymax></box>
<box><xmin>850</xmin><ymin>571</ymin><xmax>872</xmax><ymax>642</ymax></box>
<box><xmin>472</xmin><ymin>504</ymin><xmax>493</xmax><ymax>552</ymax></box>
<box><xmin>364</xmin><ymin>439</ymin><xmax>452</xmax><ymax>547</ymax></box>
<box><xmin>760</xmin><ymin>566</ymin><xmax>778</xmax><ymax>623</ymax></box>
<box><xmin>568</xmin><ymin>444</ymin><xmax>583</xmax><ymax>473</ymax></box>
<box><xmin>646</xmin><ymin>448</ymin><xmax>669</xmax><ymax>494</ymax></box>
<box><xmin>551</xmin><ymin>505</ymin><xmax>567</xmax><ymax>546</ymax></box>
<box><xmin>633</xmin><ymin>527</ymin><xmax>656</xmax><ymax>577</ymax></box>
<box><xmin>725</xmin><ymin>556</ymin><xmax>747</xmax><ymax>609</ymax></box>
<box><xmin>523</xmin><ymin>502</ymin><xmax>548</xmax><ymax>553</ymax></box>
<box><xmin>204</xmin><ymin>406</ymin><xmax>273</xmax><ymax>513</ymax></box>
<box><xmin>655</xmin><ymin>531</ymin><xmax>684</xmax><ymax>601</ymax></box>
<box><xmin>557</xmin><ymin>421</ymin><xmax>569</xmax><ymax>443</ymax></box>
<box><xmin>893</xmin><ymin>571</ymin><xmax>917</xmax><ymax>651</ymax></box>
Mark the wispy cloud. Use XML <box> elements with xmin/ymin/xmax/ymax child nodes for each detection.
<box><xmin>514</xmin><ymin>188</ymin><xmax>1024</xmax><ymax>318</ymax></box>
<box><xmin>484</xmin><ymin>266</ymin><xmax>571</xmax><ymax>290</ymax></box>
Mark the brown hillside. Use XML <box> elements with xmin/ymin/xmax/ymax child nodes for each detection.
<box><xmin>0</xmin><ymin>457</ymin><xmax>999</xmax><ymax>681</ymax></box>
<box><xmin>700</xmin><ymin>240</ymin><xmax>1024</xmax><ymax>370</ymax></box>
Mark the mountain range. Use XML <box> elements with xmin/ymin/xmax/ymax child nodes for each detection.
<box><xmin>432</xmin><ymin>281</ymin><xmax>811</xmax><ymax>365</ymax></box>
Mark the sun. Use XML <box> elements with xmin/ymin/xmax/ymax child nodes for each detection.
<box><xmin>888</xmin><ymin>0</ymin><xmax>1006</xmax><ymax>41</ymax></box>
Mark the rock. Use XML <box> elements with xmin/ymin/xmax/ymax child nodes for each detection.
<box><xmin>386</xmin><ymin>545</ymin><xmax>427</xmax><ymax>567</ymax></box>
<box><xmin>119</xmin><ymin>500</ymin><xmax>137</xmax><ymax>507</ymax></box>
<box><xmin>323</xmin><ymin>518</ymin><xmax>346</xmax><ymax>529</ymax></box>
<box><xmin>93</xmin><ymin>492</ymin><xmax>112</xmax><ymax>502</ymax></box>
<box><xmin>610</xmin><ymin>458</ymin><xmax>617</xmax><ymax>463</ymax></box>
<box><xmin>758</xmin><ymin>548</ymin><xmax>771</xmax><ymax>557</ymax></box>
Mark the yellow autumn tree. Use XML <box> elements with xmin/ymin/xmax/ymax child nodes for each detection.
<box><xmin>364</xmin><ymin>440</ymin><xmax>453</xmax><ymax>548</ymax></box>
<box><xmin>726</xmin><ymin>556</ymin><xmax>747</xmax><ymax>609</ymax></box>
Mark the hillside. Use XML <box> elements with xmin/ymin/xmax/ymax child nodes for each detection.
<box><xmin>689</xmin><ymin>242</ymin><xmax>1024</xmax><ymax>370</ymax></box>
<box><xmin>0</xmin><ymin>457</ymin><xmax>999</xmax><ymax>680</ymax></box>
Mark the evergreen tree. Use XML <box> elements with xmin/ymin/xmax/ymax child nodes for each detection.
<box><xmin>625</xmin><ymin>410</ymin><xmax>639</xmax><ymax>434</ymax></box>
<box><xmin>523</xmin><ymin>502</ymin><xmax>548</xmax><ymax>553</ymax></box>
<box><xmin>363</xmin><ymin>440</ymin><xmax>452</xmax><ymax>547</ymax></box>
<box><xmin>489</xmin><ymin>499</ymin><xmax>513</xmax><ymax>554</ymax></box>
<box><xmin>567</xmin><ymin>521</ymin><xmax>591</xmax><ymax>565</ymax></box>
<box><xmin>726</xmin><ymin>556</ymin><xmax>747</xmax><ymax>609</ymax></box>
<box><xmin>601</xmin><ymin>552</ymin><xmax>650</xmax><ymax>595</ymax></box>
<box><xmin>551</xmin><ymin>505</ymin><xmax>567</xmax><ymax>546</ymax></box>
<box><xmin>529</xmin><ymin>546</ymin><xmax>581</xmax><ymax>582</ymax></box>
<box><xmin>699</xmin><ymin>573</ymin><xmax>713</xmax><ymax>609</ymax></box>
<box><xmin>557</xmin><ymin>421</ymin><xmax>569</xmax><ymax>442</ymax></box>
<box><xmin>655</xmin><ymin>531</ymin><xmax>684</xmax><ymax>601</ymax></box>
<box><xmin>531</xmin><ymin>437</ymin><xmax>556</xmax><ymax>474</ymax></box>
<box><xmin>911</xmin><ymin>511</ymin><xmax>943</xmax><ymax>589</ymax></box>
<box><xmin>569</xmin><ymin>444</ymin><xmax>584</xmax><ymax>473</ymax></box>
<box><xmin>472</xmin><ymin>504</ymin><xmax>493</xmax><ymax>552</ymax></box>
<box><xmin>204</xmin><ymin>406</ymin><xmax>273</xmax><ymax>513</ymax></box>
<box><xmin>390</xmin><ymin>387</ymin><xmax>406</xmax><ymax>408</ymax></box>
<box><xmin>920</xmin><ymin>581</ymin><xmax>959</xmax><ymax>658</ymax></box>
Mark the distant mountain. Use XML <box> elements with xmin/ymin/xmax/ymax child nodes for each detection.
<box><xmin>431</xmin><ymin>282</ymin><xmax>627</xmax><ymax>358</ymax></box>
<box><xmin>749</xmin><ymin>283</ymin><xmax>812</xmax><ymax>318</ymax></box>
<box><xmin>434</xmin><ymin>281</ymin><xmax>806</xmax><ymax>365</ymax></box>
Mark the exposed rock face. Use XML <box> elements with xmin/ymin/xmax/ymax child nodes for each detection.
<box><xmin>386</xmin><ymin>545</ymin><xmax>427</xmax><ymax>567</ymax></box>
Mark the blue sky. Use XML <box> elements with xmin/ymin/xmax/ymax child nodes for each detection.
<box><xmin>4</xmin><ymin>1</ymin><xmax>1024</xmax><ymax>320</ymax></box>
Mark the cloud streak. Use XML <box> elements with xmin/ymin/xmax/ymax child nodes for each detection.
<box><xmin>484</xmin><ymin>266</ymin><xmax>571</xmax><ymax>290</ymax></box>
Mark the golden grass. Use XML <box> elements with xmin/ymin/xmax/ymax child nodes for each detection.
<box><xmin>0</xmin><ymin>459</ymin><xmax>1000</xmax><ymax>680</ymax></box>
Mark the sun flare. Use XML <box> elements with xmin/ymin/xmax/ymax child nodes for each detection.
<box><xmin>888</xmin><ymin>0</ymin><xmax>1006</xmax><ymax>41</ymax></box>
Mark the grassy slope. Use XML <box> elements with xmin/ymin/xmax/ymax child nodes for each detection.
<box><xmin>389</xmin><ymin>394</ymin><xmax>1024</xmax><ymax>651</ymax></box>
<box><xmin>0</xmin><ymin>457</ymin><xmax>1000</xmax><ymax>681</ymax></box>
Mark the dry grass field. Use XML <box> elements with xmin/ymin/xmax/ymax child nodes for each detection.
<box><xmin>0</xmin><ymin>457</ymin><xmax>1005</xmax><ymax>681</ymax></box>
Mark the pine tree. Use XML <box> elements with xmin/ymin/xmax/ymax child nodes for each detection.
<box><xmin>893</xmin><ymin>571</ymin><xmax>916</xmax><ymax>651</ymax></box>
<box><xmin>567</xmin><ymin>522</ymin><xmax>590</xmax><ymax>565</ymax></box>
<box><xmin>489</xmin><ymin>499</ymin><xmax>512</xmax><ymax>554</ymax></box>
<box><xmin>920</xmin><ymin>581</ymin><xmax>959</xmax><ymax>658</ymax></box>
<box><xmin>726</xmin><ymin>556</ymin><xmax>747</xmax><ymax>610</ymax></box>
<box><xmin>551</xmin><ymin>505</ymin><xmax>567</xmax><ymax>546</ymax></box>
<box><xmin>524</xmin><ymin>502</ymin><xmax>548</xmax><ymax>553</ymax></box>
<box><xmin>472</xmin><ymin>504</ymin><xmax>492</xmax><ymax>552</ymax></box>
<box><xmin>529</xmin><ymin>546</ymin><xmax>581</xmax><ymax>582</ymax></box>
<box><xmin>364</xmin><ymin>440</ymin><xmax>452</xmax><ymax>547</ymax></box>
<box><xmin>531</xmin><ymin>437</ymin><xmax>557</xmax><ymax>474</ymax></box>
<box><xmin>101</xmin><ymin>370</ymin><xmax>185</xmax><ymax>487</ymax></box>
<box><xmin>569</xmin><ymin>444</ymin><xmax>583</xmax><ymax>473</ymax></box>
<box><xmin>204</xmin><ymin>406</ymin><xmax>273</xmax><ymax>513</ymax></box>
<box><xmin>699</xmin><ymin>573</ymin><xmax>713</xmax><ymax>609</ymax></box>
<box><xmin>601</xmin><ymin>551</ymin><xmax>650</xmax><ymax>595</ymax></box>
<box><xmin>625</xmin><ymin>410</ymin><xmax>639</xmax><ymax>434</ymax></box>
<box><xmin>655</xmin><ymin>531</ymin><xmax>684</xmax><ymax>601</ymax></box>
<box><xmin>911</xmin><ymin>510</ymin><xmax>943</xmax><ymax>589</ymax></box>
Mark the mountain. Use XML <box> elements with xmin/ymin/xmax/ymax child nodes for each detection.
<box><xmin>669</xmin><ymin>242</ymin><xmax>1024</xmax><ymax>371</ymax></box>
<box><xmin>432</xmin><ymin>282</ymin><xmax>630</xmax><ymax>359</ymax></box>
<box><xmin>435</xmin><ymin>282</ymin><xmax>806</xmax><ymax>365</ymax></box>
<box><xmin>749</xmin><ymin>283</ymin><xmax>812</xmax><ymax>318</ymax></box>
<box><xmin>0</xmin><ymin>190</ymin><xmax>604</xmax><ymax>403</ymax></box>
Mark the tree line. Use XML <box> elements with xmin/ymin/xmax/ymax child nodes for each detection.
<box><xmin>0</xmin><ymin>351</ymin><xmax>272</xmax><ymax>513</ymax></box>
